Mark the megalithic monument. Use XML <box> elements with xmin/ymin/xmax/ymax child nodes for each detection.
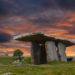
<box><xmin>14</xmin><ymin>32</ymin><xmax>75</xmax><ymax>65</ymax></box>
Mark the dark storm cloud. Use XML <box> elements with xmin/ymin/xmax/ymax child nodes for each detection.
<box><xmin>0</xmin><ymin>0</ymin><xmax>74</xmax><ymax>16</ymax></box>
<box><xmin>29</xmin><ymin>18</ymin><xmax>50</xmax><ymax>24</ymax></box>
<box><xmin>41</xmin><ymin>0</ymin><xmax>75</xmax><ymax>11</ymax></box>
<box><xmin>57</xmin><ymin>0</ymin><xmax>75</xmax><ymax>10</ymax></box>
<box><xmin>0</xmin><ymin>0</ymin><xmax>44</xmax><ymax>16</ymax></box>
<box><xmin>0</xmin><ymin>0</ymin><xmax>75</xmax><ymax>36</ymax></box>
<box><xmin>0</xmin><ymin>32</ymin><xmax>11</xmax><ymax>43</ymax></box>
<box><xmin>28</xmin><ymin>10</ymin><xmax>64</xmax><ymax>27</ymax></box>
<box><xmin>29</xmin><ymin>17</ymin><xmax>59</xmax><ymax>28</ymax></box>
<box><xmin>0</xmin><ymin>1</ymin><xmax>7</xmax><ymax>15</ymax></box>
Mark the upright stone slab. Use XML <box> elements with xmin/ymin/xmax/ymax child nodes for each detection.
<box><xmin>58</xmin><ymin>42</ymin><xmax>67</xmax><ymax>62</ymax></box>
<box><xmin>45</xmin><ymin>41</ymin><xmax>59</xmax><ymax>62</ymax></box>
<box><xmin>40</xmin><ymin>44</ymin><xmax>47</xmax><ymax>64</ymax></box>
<box><xmin>31</xmin><ymin>42</ymin><xmax>41</xmax><ymax>65</ymax></box>
<box><xmin>14</xmin><ymin>31</ymin><xmax>75</xmax><ymax>65</ymax></box>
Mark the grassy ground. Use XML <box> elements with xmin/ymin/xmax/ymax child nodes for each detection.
<box><xmin>0</xmin><ymin>57</ymin><xmax>75</xmax><ymax>75</ymax></box>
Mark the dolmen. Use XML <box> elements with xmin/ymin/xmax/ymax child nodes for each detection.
<box><xmin>14</xmin><ymin>32</ymin><xmax>75</xmax><ymax>65</ymax></box>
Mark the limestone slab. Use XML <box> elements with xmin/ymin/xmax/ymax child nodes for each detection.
<box><xmin>58</xmin><ymin>42</ymin><xmax>67</xmax><ymax>62</ymax></box>
<box><xmin>46</xmin><ymin>41</ymin><xmax>59</xmax><ymax>61</ymax></box>
<box><xmin>14</xmin><ymin>32</ymin><xmax>75</xmax><ymax>46</ymax></box>
<box><xmin>40</xmin><ymin>44</ymin><xmax>47</xmax><ymax>64</ymax></box>
<box><xmin>31</xmin><ymin>42</ymin><xmax>41</xmax><ymax>65</ymax></box>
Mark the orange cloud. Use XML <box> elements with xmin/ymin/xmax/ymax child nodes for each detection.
<box><xmin>57</xmin><ymin>12</ymin><xmax>75</xmax><ymax>27</ymax></box>
<box><xmin>0</xmin><ymin>13</ymin><xmax>75</xmax><ymax>56</ymax></box>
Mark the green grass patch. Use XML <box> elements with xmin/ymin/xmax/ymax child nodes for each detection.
<box><xmin>0</xmin><ymin>57</ymin><xmax>75</xmax><ymax>75</ymax></box>
<box><xmin>0</xmin><ymin>57</ymin><xmax>14</xmax><ymax>65</ymax></box>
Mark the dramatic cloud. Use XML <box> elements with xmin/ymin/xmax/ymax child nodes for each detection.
<box><xmin>0</xmin><ymin>0</ymin><xmax>75</xmax><ymax>56</ymax></box>
<box><xmin>0</xmin><ymin>32</ymin><xmax>11</xmax><ymax>43</ymax></box>
<box><xmin>0</xmin><ymin>1</ymin><xmax>7</xmax><ymax>15</ymax></box>
<box><xmin>41</xmin><ymin>0</ymin><xmax>75</xmax><ymax>11</ymax></box>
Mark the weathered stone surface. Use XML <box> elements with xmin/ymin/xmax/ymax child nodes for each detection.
<box><xmin>40</xmin><ymin>44</ymin><xmax>47</xmax><ymax>64</ymax></box>
<box><xmin>72</xmin><ymin>57</ymin><xmax>75</xmax><ymax>61</ymax></box>
<box><xmin>31</xmin><ymin>42</ymin><xmax>41</xmax><ymax>65</ymax></box>
<box><xmin>14</xmin><ymin>32</ymin><xmax>55</xmax><ymax>43</ymax></box>
<box><xmin>14</xmin><ymin>32</ymin><xmax>75</xmax><ymax>46</ymax></box>
<box><xmin>56</xmin><ymin>38</ymin><xmax>75</xmax><ymax>47</ymax></box>
<box><xmin>14</xmin><ymin>32</ymin><xmax>75</xmax><ymax>64</ymax></box>
<box><xmin>45</xmin><ymin>41</ymin><xmax>59</xmax><ymax>61</ymax></box>
<box><xmin>58</xmin><ymin>42</ymin><xmax>67</xmax><ymax>62</ymax></box>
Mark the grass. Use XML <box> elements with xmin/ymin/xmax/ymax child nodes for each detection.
<box><xmin>0</xmin><ymin>57</ymin><xmax>75</xmax><ymax>75</ymax></box>
<box><xmin>0</xmin><ymin>57</ymin><xmax>14</xmax><ymax>65</ymax></box>
<box><xmin>0</xmin><ymin>57</ymin><xmax>31</xmax><ymax>65</ymax></box>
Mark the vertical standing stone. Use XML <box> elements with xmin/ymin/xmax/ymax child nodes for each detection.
<box><xmin>45</xmin><ymin>41</ymin><xmax>59</xmax><ymax>62</ymax></box>
<box><xmin>40</xmin><ymin>44</ymin><xmax>47</xmax><ymax>64</ymax></box>
<box><xmin>31</xmin><ymin>42</ymin><xmax>41</xmax><ymax>65</ymax></box>
<box><xmin>58</xmin><ymin>42</ymin><xmax>67</xmax><ymax>62</ymax></box>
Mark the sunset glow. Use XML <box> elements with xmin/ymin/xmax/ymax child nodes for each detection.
<box><xmin>0</xmin><ymin>0</ymin><xmax>75</xmax><ymax>56</ymax></box>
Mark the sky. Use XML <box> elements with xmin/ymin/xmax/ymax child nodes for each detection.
<box><xmin>0</xmin><ymin>0</ymin><xmax>75</xmax><ymax>56</ymax></box>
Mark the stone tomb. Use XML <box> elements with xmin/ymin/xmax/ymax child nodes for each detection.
<box><xmin>14</xmin><ymin>32</ymin><xmax>75</xmax><ymax>65</ymax></box>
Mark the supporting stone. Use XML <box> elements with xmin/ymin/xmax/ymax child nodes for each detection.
<box><xmin>31</xmin><ymin>42</ymin><xmax>41</xmax><ymax>65</ymax></box>
<box><xmin>40</xmin><ymin>44</ymin><xmax>47</xmax><ymax>64</ymax></box>
<box><xmin>57</xmin><ymin>42</ymin><xmax>67</xmax><ymax>62</ymax></box>
<box><xmin>45</xmin><ymin>41</ymin><xmax>59</xmax><ymax>62</ymax></box>
<box><xmin>14</xmin><ymin>32</ymin><xmax>75</xmax><ymax>65</ymax></box>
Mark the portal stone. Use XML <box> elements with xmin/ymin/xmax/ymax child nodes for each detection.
<box><xmin>58</xmin><ymin>42</ymin><xmax>67</xmax><ymax>62</ymax></box>
<box><xmin>45</xmin><ymin>41</ymin><xmax>59</xmax><ymax>62</ymax></box>
<box><xmin>14</xmin><ymin>32</ymin><xmax>75</xmax><ymax>65</ymax></box>
<box><xmin>40</xmin><ymin>44</ymin><xmax>47</xmax><ymax>64</ymax></box>
<box><xmin>31</xmin><ymin>42</ymin><xmax>41</xmax><ymax>65</ymax></box>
